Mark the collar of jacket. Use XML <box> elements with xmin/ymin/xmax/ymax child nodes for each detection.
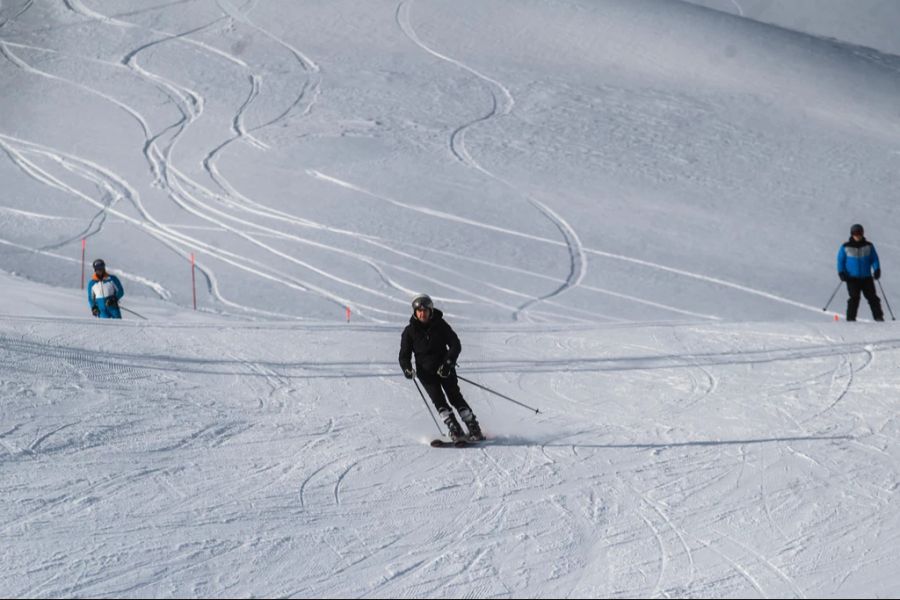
<box><xmin>846</xmin><ymin>236</ymin><xmax>869</xmax><ymax>247</ymax></box>
<box><xmin>409</xmin><ymin>308</ymin><xmax>444</xmax><ymax>329</ymax></box>
<box><xmin>92</xmin><ymin>272</ymin><xmax>108</xmax><ymax>281</ymax></box>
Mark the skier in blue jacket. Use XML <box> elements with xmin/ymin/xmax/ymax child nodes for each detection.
<box><xmin>87</xmin><ymin>259</ymin><xmax>124</xmax><ymax>319</ymax></box>
<box><xmin>837</xmin><ymin>224</ymin><xmax>884</xmax><ymax>322</ymax></box>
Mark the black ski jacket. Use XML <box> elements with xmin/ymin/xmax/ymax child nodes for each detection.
<box><xmin>399</xmin><ymin>309</ymin><xmax>461</xmax><ymax>380</ymax></box>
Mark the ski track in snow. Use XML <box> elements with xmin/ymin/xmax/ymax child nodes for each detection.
<box><xmin>396</xmin><ymin>0</ymin><xmax>587</xmax><ymax>322</ymax></box>
<box><xmin>393</xmin><ymin>0</ymin><xmax>829</xmax><ymax>322</ymax></box>
<box><xmin>8</xmin><ymin>0</ymin><xmax>550</xmax><ymax>322</ymax></box>
<box><xmin>311</xmin><ymin>162</ymin><xmax>826</xmax><ymax>321</ymax></box>
<box><xmin>3</xmin><ymin>2</ymin><xmax>821</xmax><ymax>322</ymax></box>
<box><xmin>3</xmin><ymin>7</ymin><xmax>270</xmax><ymax>316</ymax></box>
<box><xmin>1</xmin><ymin>319</ymin><xmax>899</xmax><ymax>596</ymax></box>
<box><xmin>34</xmin><ymin>1</ymin><xmax>394</xmax><ymax>320</ymax></box>
<box><xmin>0</xmin><ymin>0</ymin><xmax>34</xmax><ymax>30</ymax></box>
<box><xmin>3</xmin><ymin>2</ymin><xmax>900</xmax><ymax>598</ymax></box>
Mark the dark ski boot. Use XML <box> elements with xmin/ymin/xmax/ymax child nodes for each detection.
<box><xmin>441</xmin><ymin>411</ymin><xmax>466</xmax><ymax>443</ymax></box>
<box><xmin>459</xmin><ymin>408</ymin><xmax>485</xmax><ymax>442</ymax></box>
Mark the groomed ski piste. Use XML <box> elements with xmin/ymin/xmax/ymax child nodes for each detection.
<box><xmin>1</xmin><ymin>0</ymin><xmax>899</xmax><ymax>597</ymax></box>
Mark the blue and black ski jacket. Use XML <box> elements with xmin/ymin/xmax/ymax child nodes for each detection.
<box><xmin>87</xmin><ymin>273</ymin><xmax>125</xmax><ymax>319</ymax></box>
<box><xmin>837</xmin><ymin>237</ymin><xmax>880</xmax><ymax>280</ymax></box>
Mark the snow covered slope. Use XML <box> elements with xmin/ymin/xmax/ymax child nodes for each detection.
<box><xmin>2</xmin><ymin>0</ymin><xmax>900</xmax><ymax>597</ymax></box>
<box><xmin>681</xmin><ymin>0</ymin><xmax>900</xmax><ymax>57</ymax></box>
<box><xmin>2</xmin><ymin>0</ymin><xmax>899</xmax><ymax>322</ymax></box>
<box><xmin>2</xmin><ymin>289</ymin><xmax>898</xmax><ymax>597</ymax></box>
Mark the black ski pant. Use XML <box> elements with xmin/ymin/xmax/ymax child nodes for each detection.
<box><xmin>846</xmin><ymin>277</ymin><xmax>884</xmax><ymax>321</ymax></box>
<box><xmin>419</xmin><ymin>373</ymin><xmax>471</xmax><ymax>416</ymax></box>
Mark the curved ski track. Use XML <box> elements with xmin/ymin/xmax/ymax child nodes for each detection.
<box><xmin>396</xmin><ymin>0</ymin><xmax>587</xmax><ymax>322</ymax></box>
<box><xmin>1</xmin><ymin>2</ymin><xmax>827</xmax><ymax>322</ymax></box>
<box><xmin>18</xmin><ymin>0</ymin><xmax>403</xmax><ymax>320</ymax></box>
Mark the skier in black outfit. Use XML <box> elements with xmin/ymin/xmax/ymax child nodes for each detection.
<box><xmin>399</xmin><ymin>294</ymin><xmax>484</xmax><ymax>442</ymax></box>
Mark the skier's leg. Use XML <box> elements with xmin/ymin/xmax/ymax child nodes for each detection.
<box><xmin>423</xmin><ymin>378</ymin><xmax>464</xmax><ymax>440</ymax></box>
<box><xmin>846</xmin><ymin>280</ymin><xmax>862</xmax><ymax>321</ymax></box>
<box><xmin>862</xmin><ymin>279</ymin><xmax>884</xmax><ymax>321</ymax></box>
<box><xmin>421</xmin><ymin>379</ymin><xmax>451</xmax><ymax>414</ymax></box>
<box><xmin>441</xmin><ymin>375</ymin><xmax>472</xmax><ymax>413</ymax></box>
<box><xmin>442</xmin><ymin>376</ymin><xmax>483</xmax><ymax>440</ymax></box>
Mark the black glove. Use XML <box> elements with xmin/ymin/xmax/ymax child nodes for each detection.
<box><xmin>437</xmin><ymin>360</ymin><xmax>455</xmax><ymax>379</ymax></box>
<box><xmin>403</xmin><ymin>368</ymin><xmax>415</xmax><ymax>380</ymax></box>
<box><xmin>91</xmin><ymin>306</ymin><xmax>100</xmax><ymax>317</ymax></box>
<box><xmin>839</xmin><ymin>272</ymin><xmax>848</xmax><ymax>282</ymax></box>
<box><xmin>105</xmin><ymin>296</ymin><xmax>118</xmax><ymax>308</ymax></box>
<box><xmin>874</xmin><ymin>269</ymin><xmax>881</xmax><ymax>280</ymax></box>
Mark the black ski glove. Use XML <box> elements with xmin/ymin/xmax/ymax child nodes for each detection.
<box><xmin>403</xmin><ymin>368</ymin><xmax>415</xmax><ymax>380</ymax></box>
<box><xmin>105</xmin><ymin>296</ymin><xmax>118</xmax><ymax>308</ymax></box>
<box><xmin>874</xmin><ymin>269</ymin><xmax>881</xmax><ymax>280</ymax></box>
<box><xmin>839</xmin><ymin>272</ymin><xmax>848</xmax><ymax>282</ymax></box>
<box><xmin>437</xmin><ymin>360</ymin><xmax>455</xmax><ymax>379</ymax></box>
<box><xmin>91</xmin><ymin>306</ymin><xmax>100</xmax><ymax>317</ymax></box>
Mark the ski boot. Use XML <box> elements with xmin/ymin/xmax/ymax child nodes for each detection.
<box><xmin>459</xmin><ymin>408</ymin><xmax>485</xmax><ymax>442</ymax></box>
<box><xmin>441</xmin><ymin>410</ymin><xmax>466</xmax><ymax>443</ymax></box>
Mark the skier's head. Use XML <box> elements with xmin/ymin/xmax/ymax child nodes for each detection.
<box><xmin>850</xmin><ymin>224</ymin><xmax>864</xmax><ymax>239</ymax></box>
<box><xmin>411</xmin><ymin>293</ymin><xmax>433</xmax><ymax>322</ymax></box>
<box><xmin>92</xmin><ymin>259</ymin><xmax>107</xmax><ymax>275</ymax></box>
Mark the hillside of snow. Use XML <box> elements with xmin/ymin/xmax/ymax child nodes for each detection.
<box><xmin>682</xmin><ymin>0</ymin><xmax>900</xmax><ymax>56</ymax></box>
<box><xmin>2</xmin><ymin>0</ymin><xmax>899</xmax><ymax>597</ymax></box>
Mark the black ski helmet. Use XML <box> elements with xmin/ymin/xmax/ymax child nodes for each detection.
<box><xmin>92</xmin><ymin>258</ymin><xmax>106</xmax><ymax>272</ymax></box>
<box><xmin>411</xmin><ymin>293</ymin><xmax>433</xmax><ymax>313</ymax></box>
<box><xmin>850</xmin><ymin>224</ymin><xmax>864</xmax><ymax>236</ymax></box>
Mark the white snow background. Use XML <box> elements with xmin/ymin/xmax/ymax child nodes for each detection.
<box><xmin>1</xmin><ymin>0</ymin><xmax>899</xmax><ymax>597</ymax></box>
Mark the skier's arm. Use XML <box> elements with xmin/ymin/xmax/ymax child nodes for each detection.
<box><xmin>443</xmin><ymin>322</ymin><xmax>461</xmax><ymax>364</ymax></box>
<box><xmin>871</xmin><ymin>245</ymin><xmax>880</xmax><ymax>275</ymax></box>
<box><xmin>87</xmin><ymin>280</ymin><xmax>96</xmax><ymax>308</ymax></box>
<box><xmin>399</xmin><ymin>327</ymin><xmax>413</xmax><ymax>372</ymax></box>
<box><xmin>111</xmin><ymin>275</ymin><xmax>125</xmax><ymax>299</ymax></box>
<box><xmin>837</xmin><ymin>246</ymin><xmax>847</xmax><ymax>276</ymax></box>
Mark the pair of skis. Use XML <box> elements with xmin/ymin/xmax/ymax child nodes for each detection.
<box><xmin>430</xmin><ymin>436</ymin><xmax>484</xmax><ymax>448</ymax></box>
<box><xmin>413</xmin><ymin>374</ymin><xmax>538</xmax><ymax>449</ymax></box>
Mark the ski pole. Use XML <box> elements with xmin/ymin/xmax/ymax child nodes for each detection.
<box><xmin>413</xmin><ymin>376</ymin><xmax>444</xmax><ymax>435</ymax></box>
<box><xmin>457</xmin><ymin>374</ymin><xmax>541</xmax><ymax>414</ymax></box>
<box><xmin>119</xmin><ymin>306</ymin><xmax>148</xmax><ymax>320</ymax></box>
<box><xmin>877</xmin><ymin>279</ymin><xmax>896</xmax><ymax>320</ymax></box>
<box><xmin>823</xmin><ymin>281</ymin><xmax>843</xmax><ymax>312</ymax></box>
